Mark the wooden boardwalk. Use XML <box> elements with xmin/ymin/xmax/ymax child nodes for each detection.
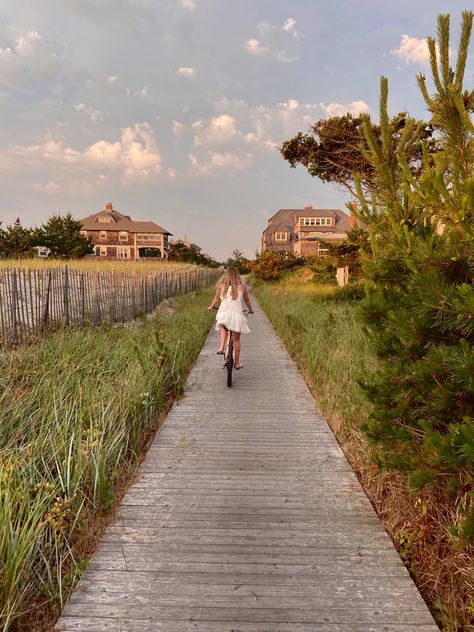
<box><xmin>56</xmin><ymin>297</ymin><xmax>439</xmax><ymax>632</ymax></box>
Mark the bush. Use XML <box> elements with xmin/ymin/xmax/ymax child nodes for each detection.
<box><xmin>355</xmin><ymin>15</ymin><xmax>474</xmax><ymax>543</ymax></box>
<box><xmin>250</xmin><ymin>250</ymin><xmax>302</xmax><ymax>281</ymax></box>
<box><xmin>306</xmin><ymin>256</ymin><xmax>337</xmax><ymax>284</ymax></box>
<box><xmin>323</xmin><ymin>279</ymin><xmax>369</xmax><ymax>303</ymax></box>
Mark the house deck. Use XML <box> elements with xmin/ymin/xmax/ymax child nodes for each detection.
<box><xmin>55</xmin><ymin>296</ymin><xmax>439</xmax><ymax>632</ymax></box>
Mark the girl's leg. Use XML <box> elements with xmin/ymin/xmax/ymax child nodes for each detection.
<box><xmin>218</xmin><ymin>325</ymin><xmax>227</xmax><ymax>353</ymax></box>
<box><xmin>233</xmin><ymin>332</ymin><xmax>242</xmax><ymax>368</ymax></box>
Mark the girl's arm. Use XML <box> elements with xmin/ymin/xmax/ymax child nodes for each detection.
<box><xmin>208</xmin><ymin>284</ymin><xmax>222</xmax><ymax>310</ymax></box>
<box><xmin>242</xmin><ymin>285</ymin><xmax>254</xmax><ymax>313</ymax></box>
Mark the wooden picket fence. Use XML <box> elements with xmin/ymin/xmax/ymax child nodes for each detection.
<box><xmin>0</xmin><ymin>266</ymin><xmax>222</xmax><ymax>346</ymax></box>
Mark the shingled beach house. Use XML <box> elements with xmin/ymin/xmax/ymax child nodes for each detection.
<box><xmin>80</xmin><ymin>203</ymin><xmax>172</xmax><ymax>260</ymax></box>
<box><xmin>261</xmin><ymin>205</ymin><xmax>354</xmax><ymax>257</ymax></box>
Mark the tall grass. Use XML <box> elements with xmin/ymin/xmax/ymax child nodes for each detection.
<box><xmin>254</xmin><ymin>280</ymin><xmax>377</xmax><ymax>432</ymax></box>
<box><xmin>0</xmin><ymin>288</ymin><xmax>214</xmax><ymax>630</ymax></box>
<box><xmin>0</xmin><ymin>258</ymin><xmax>197</xmax><ymax>273</ymax></box>
<box><xmin>253</xmin><ymin>275</ymin><xmax>473</xmax><ymax>632</ymax></box>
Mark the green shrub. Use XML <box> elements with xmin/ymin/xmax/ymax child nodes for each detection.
<box><xmin>250</xmin><ymin>250</ymin><xmax>302</xmax><ymax>281</ymax></box>
<box><xmin>306</xmin><ymin>256</ymin><xmax>337</xmax><ymax>284</ymax></box>
<box><xmin>355</xmin><ymin>14</ymin><xmax>474</xmax><ymax>542</ymax></box>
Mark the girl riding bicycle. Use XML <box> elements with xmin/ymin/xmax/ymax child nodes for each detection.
<box><xmin>208</xmin><ymin>266</ymin><xmax>253</xmax><ymax>370</ymax></box>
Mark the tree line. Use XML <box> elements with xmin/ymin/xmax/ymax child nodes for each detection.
<box><xmin>0</xmin><ymin>213</ymin><xmax>93</xmax><ymax>259</ymax></box>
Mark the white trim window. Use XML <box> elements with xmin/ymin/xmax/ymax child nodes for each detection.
<box><xmin>117</xmin><ymin>246</ymin><xmax>130</xmax><ymax>259</ymax></box>
<box><xmin>100</xmin><ymin>246</ymin><xmax>107</xmax><ymax>256</ymax></box>
<box><xmin>274</xmin><ymin>231</ymin><xmax>288</xmax><ymax>241</ymax></box>
<box><xmin>97</xmin><ymin>216</ymin><xmax>113</xmax><ymax>223</ymax></box>
<box><xmin>119</xmin><ymin>231</ymin><xmax>128</xmax><ymax>241</ymax></box>
<box><xmin>299</xmin><ymin>217</ymin><xmax>333</xmax><ymax>226</ymax></box>
<box><xmin>100</xmin><ymin>231</ymin><xmax>107</xmax><ymax>240</ymax></box>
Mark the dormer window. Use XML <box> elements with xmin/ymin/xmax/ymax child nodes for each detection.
<box><xmin>299</xmin><ymin>217</ymin><xmax>333</xmax><ymax>226</ymax></box>
<box><xmin>97</xmin><ymin>215</ymin><xmax>113</xmax><ymax>223</ymax></box>
<box><xmin>274</xmin><ymin>231</ymin><xmax>288</xmax><ymax>241</ymax></box>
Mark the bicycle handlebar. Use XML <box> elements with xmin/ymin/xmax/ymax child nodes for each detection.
<box><xmin>208</xmin><ymin>306</ymin><xmax>253</xmax><ymax>314</ymax></box>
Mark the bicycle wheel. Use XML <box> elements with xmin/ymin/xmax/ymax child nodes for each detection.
<box><xmin>226</xmin><ymin>334</ymin><xmax>233</xmax><ymax>387</ymax></box>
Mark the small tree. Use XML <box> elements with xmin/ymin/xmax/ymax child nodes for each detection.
<box><xmin>356</xmin><ymin>12</ymin><xmax>474</xmax><ymax>541</ymax></box>
<box><xmin>321</xmin><ymin>225</ymin><xmax>370</xmax><ymax>274</ymax></box>
<box><xmin>250</xmin><ymin>250</ymin><xmax>302</xmax><ymax>281</ymax></box>
<box><xmin>0</xmin><ymin>218</ymin><xmax>35</xmax><ymax>258</ymax></box>
<box><xmin>225</xmin><ymin>249</ymin><xmax>251</xmax><ymax>274</ymax></box>
<box><xmin>38</xmin><ymin>213</ymin><xmax>93</xmax><ymax>258</ymax></box>
<box><xmin>168</xmin><ymin>241</ymin><xmax>220</xmax><ymax>267</ymax></box>
<box><xmin>280</xmin><ymin>112</ymin><xmax>434</xmax><ymax>198</ymax></box>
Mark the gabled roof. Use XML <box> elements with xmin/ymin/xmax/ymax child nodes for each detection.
<box><xmin>264</xmin><ymin>207</ymin><xmax>352</xmax><ymax>235</ymax></box>
<box><xmin>80</xmin><ymin>204</ymin><xmax>172</xmax><ymax>235</ymax></box>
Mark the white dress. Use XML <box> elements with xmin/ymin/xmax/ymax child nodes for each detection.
<box><xmin>215</xmin><ymin>285</ymin><xmax>251</xmax><ymax>333</ymax></box>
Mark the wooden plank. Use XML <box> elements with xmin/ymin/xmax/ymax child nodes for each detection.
<box><xmin>55</xmin><ymin>293</ymin><xmax>438</xmax><ymax>631</ymax></box>
<box><xmin>56</xmin><ymin>618</ymin><xmax>438</xmax><ymax>632</ymax></box>
<box><xmin>59</xmin><ymin>603</ymin><xmax>436</xmax><ymax>625</ymax></box>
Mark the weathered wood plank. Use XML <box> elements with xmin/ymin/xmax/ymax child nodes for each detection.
<box><xmin>56</xmin><ymin>619</ymin><xmax>438</xmax><ymax>632</ymax></box>
<box><xmin>55</xmin><ymin>294</ymin><xmax>438</xmax><ymax>631</ymax></box>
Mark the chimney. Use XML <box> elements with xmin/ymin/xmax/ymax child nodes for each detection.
<box><xmin>105</xmin><ymin>202</ymin><xmax>113</xmax><ymax>213</ymax></box>
<box><xmin>304</xmin><ymin>204</ymin><xmax>314</xmax><ymax>210</ymax></box>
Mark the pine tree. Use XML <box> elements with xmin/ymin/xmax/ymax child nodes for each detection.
<box><xmin>356</xmin><ymin>13</ymin><xmax>474</xmax><ymax>542</ymax></box>
<box><xmin>0</xmin><ymin>218</ymin><xmax>35</xmax><ymax>257</ymax></box>
<box><xmin>38</xmin><ymin>213</ymin><xmax>93</xmax><ymax>258</ymax></box>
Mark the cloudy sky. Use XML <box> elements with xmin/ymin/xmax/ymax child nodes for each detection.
<box><xmin>0</xmin><ymin>1</ymin><xmax>471</xmax><ymax>260</ymax></box>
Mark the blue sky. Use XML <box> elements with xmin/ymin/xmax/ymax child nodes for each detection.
<box><xmin>0</xmin><ymin>1</ymin><xmax>471</xmax><ymax>260</ymax></box>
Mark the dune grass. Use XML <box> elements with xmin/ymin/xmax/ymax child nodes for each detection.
<box><xmin>0</xmin><ymin>258</ymin><xmax>197</xmax><ymax>273</ymax></box>
<box><xmin>253</xmin><ymin>273</ymin><xmax>473</xmax><ymax>632</ymax></box>
<box><xmin>0</xmin><ymin>288</ymin><xmax>214</xmax><ymax>631</ymax></box>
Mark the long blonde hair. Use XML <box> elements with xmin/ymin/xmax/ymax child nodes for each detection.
<box><xmin>219</xmin><ymin>266</ymin><xmax>241</xmax><ymax>300</ymax></box>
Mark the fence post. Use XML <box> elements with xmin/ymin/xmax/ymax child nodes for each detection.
<box><xmin>10</xmin><ymin>269</ymin><xmax>18</xmax><ymax>345</ymax></box>
<box><xmin>42</xmin><ymin>270</ymin><xmax>52</xmax><ymax>331</ymax></box>
<box><xmin>63</xmin><ymin>266</ymin><xmax>70</xmax><ymax>326</ymax></box>
<box><xmin>336</xmin><ymin>266</ymin><xmax>349</xmax><ymax>287</ymax></box>
<box><xmin>80</xmin><ymin>273</ymin><xmax>85</xmax><ymax>326</ymax></box>
<box><xmin>93</xmin><ymin>274</ymin><xmax>101</xmax><ymax>324</ymax></box>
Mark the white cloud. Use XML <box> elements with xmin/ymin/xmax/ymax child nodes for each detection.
<box><xmin>193</xmin><ymin>114</ymin><xmax>241</xmax><ymax>150</ymax></box>
<box><xmin>172</xmin><ymin>120</ymin><xmax>184</xmax><ymax>136</ymax></box>
<box><xmin>276</xmin><ymin>51</ymin><xmax>299</xmax><ymax>63</ymax></box>
<box><xmin>245</xmin><ymin>18</ymin><xmax>301</xmax><ymax>62</ymax></box>
<box><xmin>320</xmin><ymin>100</ymin><xmax>370</xmax><ymax>117</ymax></box>
<box><xmin>134</xmin><ymin>85</ymin><xmax>151</xmax><ymax>99</ymax></box>
<box><xmin>188</xmin><ymin>150</ymin><xmax>254</xmax><ymax>175</ymax></box>
<box><xmin>178</xmin><ymin>66</ymin><xmax>196</xmax><ymax>77</ymax></box>
<box><xmin>180</xmin><ymin>0</ymin><xmax>196</xmax><ymax>10</ymax></box>
<box><xmin>106</xmin><ymin>75</ymin><xmax>120</xmax><ymax>85</ymax></box>
<box><xmin>75</xmin><ymin>103</ymin><xmax>104</xmax><ymax>123</ymax></box>
<box><xmin>0</xmin><ymin>123</ymin><xmax>162</xmax><ymax>185</ymax></box>
<box><xmin>0</xmin><ymin>30</ymin><xmax>59</xmax><ymax>86</ymax></box>
<box><xmin>282</xmin><ymin>17</ymin><xmax>301</xmax><ymax>41</ymax></box>
<box><xmin>392</xmin><ymin>35</ymin><xmax>430</xmax><ymax>65</ymax></box>
<box><xmin>34</xmin><ymin>181</ymin><xmax>59</xmax><ymax>194</ymax></box>
<box><xmin>189</xmin><ymin>96</ymin><xmax>371</xmax><ymax>175</ymax></box>
<box><xmin>282</xmin><ymin>18</ymin><xmax>296</xmax><ymax>32</ymax></box>
<box><xmin>166</xmin><ymin>167</ymin><xmax>178</xmax><ymax>180</ymax></box>
<box><xmin>244</xmin><ymin>38</ymin><xmax>269</xmax><ymax>56</ymax></box>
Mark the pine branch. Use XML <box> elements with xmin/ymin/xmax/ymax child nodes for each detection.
<box><xmin>454</xmin><ymin>11</ymin><xmax>473</xmax><ymax>90</ymax></box>
<box><xmin>438</xmin><ymin>14</ymin><xmax>451</xmax><ymax>88</ymax></box>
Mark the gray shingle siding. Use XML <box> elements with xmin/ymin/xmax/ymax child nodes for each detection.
<box><xmin>262</xmin><ymin>207</ymin><xmax>353</xmax><ymax>255</ymax></box>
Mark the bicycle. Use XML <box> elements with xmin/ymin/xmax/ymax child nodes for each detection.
<box><xmin>209</xmin><ymin>307</ymin><xmax>251</xmax><ymax>387</ymax></box>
